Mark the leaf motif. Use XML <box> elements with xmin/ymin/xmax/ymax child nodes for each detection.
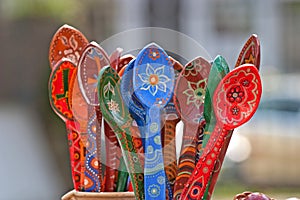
<box><xmin>59</xmin><ymin>36</ymin><xmax>69</xmax><ymax>46</ymax></box>
<box><xmin>70</xmin><ymin>35</ymin><xmax>78</xmax><ymax>50</ymax></box>
<box><xmin>103</xmin><ymin>81</ymin><xmax>115</xmax><ymax>98</ymax></box>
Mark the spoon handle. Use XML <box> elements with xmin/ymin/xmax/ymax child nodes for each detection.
<box><xmin>116</xmin><ymin>156</ymin><xmax>129</xmax><ymax>192</ymax></box>
<box><xmin>65</xmin><ymin>120</ymin><xmax>84</xmax><ymax>191</ymax></box>
<box><xmin>173</xmin><ymin>123</ymin><xmax>199</xmax><ymax>199</ymax></box>
<box><xmin>163</xmin><ymin>119</ymin><xmax>179</xmax><ymax>191</ymax></box>
<box><xmin>104</xmin><ymin>120</ymin><xmax>120</xmax><ymax>192</ymax></box>
<box><xmin>203</xmin><ymin>130</ymin><xmax>233</xmax><ymax>199</ymax></box>
<box><xmin>115</xmin><ymin>125</ymin><xmax>144</xmax><ymax>200</ymax></box>
<box><xmin>144</xmin><ymin>106</ymin><xmax>167</xmax><ymax>200</ymax></box>
<box><xmin>180</xmin><ymin>123</ymin><xmax>229</xmax><ymax>200</ymax></box>
<box><xmin>83</xmin><ymin>112</ymin><xmax>103</xmax><ymax>192</ymax></box>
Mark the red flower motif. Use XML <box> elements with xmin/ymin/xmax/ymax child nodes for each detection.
<box><xmin>227</xmin><ymin>86</ymin><xmax>245</xmax><ymax>103</ymax></box>
<box><xmin>149</xmin><ymin>48</ymin><xmax>160</xmax><ymax>60</ymax></box>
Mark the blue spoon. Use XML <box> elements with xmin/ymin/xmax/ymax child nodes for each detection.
<box><xmin>120</xmin><ymin>58</ymin><xmax>147</xmax><ymax>146</ymax></box>
<box><xmin>133</xmin><ymin>43</ymin><xmax>175</xmax><ymax>200</ymax></box>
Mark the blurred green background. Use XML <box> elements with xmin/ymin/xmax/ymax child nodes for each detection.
<box><xmin>0</xmin><ymin>0</ymin><xmax>300</xmax><ymax>199</ymax></box>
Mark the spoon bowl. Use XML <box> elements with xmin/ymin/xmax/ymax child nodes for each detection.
<box><xmin>78</xmin><ymin>41</ymin><xmax>110</xmax><ymax>106</ymax></box>
<box><xmin>49</xmin><ymin>24</ymin><xmax>88</xmax><ymax>69</ymax></box>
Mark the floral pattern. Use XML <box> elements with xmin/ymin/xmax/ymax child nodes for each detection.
<box><xmin>107</xmin><ymin>99</ymin><xmax>120</xmax><ymax>112</ymax></box>
<box><xmin>138</xmin><ymin>63</ymin><xmax>171</xmax><ymax>96</ymax></box>
<box><xmin>183</xmin><ymin>79</ymin><xmax>207</xmax><ymax>109</ymax></box>
<box><xmin>214</xmin><ymin>65</ymin><xmax>262</xmax><ymax>127</ymax></box>
<box><xmin>227</xmin><ymin>86</ymin><xmax>245</xmax><ymax>103</ymax></box>
<box><xmin>184</xmin><ymin>58</ymin><xmax>211</xmax><ymax>78</ymax></box>
<box><xmin>149</xmin><ymin>48</ymin><xmax>161</xmax><ymax>60</ymax></box>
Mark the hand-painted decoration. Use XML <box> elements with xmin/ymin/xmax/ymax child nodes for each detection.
<box><xmin>181</xmin><ymin>64</ymin><xmax>262</xmax><ymax>200</ymax></box>
<box><xmin>118</xmin><ymin>54</ymin><xmax>135</xmax><ymax>77</ymax></box>
<box><xmin>47</xmin><ymin>26</ymin><xmax>264</xmax><ymax>200</ymax></box>
<box><xmin>204</xmin><ymin>35</ymin><xmax>261</xmax><ymax>199</ymax></box>
<box><xmin>121</xmin><ymin>59</ymin><xmax>147</xmax><ymax>143</ymax></box>
<box><xmin>49</xmin><ymin>60</ymin><xmax>84</xmax><ymax>191</ymax></box>
<box><xmin>235</xmin><ymin>34</ymin><xmax>260</xmax><ymax>69</ymax></box>
<box><xmin>162</xmin><ymin>56</ymin><xmax>183</xmax><ymax>192</ymax></box>
<box><xmin>98</xmin><ymin>66</ymin><xmax>144</xmax><ymax>200</ymax></box>
<box><xmin>173</xmin><ymin>57</ymin><xmax>211</xmax><ymax>199</ymax></box>
<box><xmin>78</xmin><ymin>41</ymin><xmax>110</xmax><ymax>106</ymax></box>
<box><xmin>133</xmin><ymin>43</ymin><xmax>175</xmax><ymax>200</ymax></box>
<box><xmin>69</xmin><ymin>69</ymin><xmax>102</xmax><ymax>192</ymax></box>
<box><xmin>49</xmin><ymin>24</ymin><xmax>88</xmax><ymax>69</ymax></box>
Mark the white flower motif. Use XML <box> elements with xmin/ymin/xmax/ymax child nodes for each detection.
<box><xmin>107</xmin><ymin>99</ymin><xmax>120</xmax><ymax>112</ymax></box>
<box><xmin>138</xmin><ymin>63</ymin><xmax>170</xmax><ymax>96</ymax></box>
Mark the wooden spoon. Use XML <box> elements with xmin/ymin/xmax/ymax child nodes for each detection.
<box><xmin>133</xmin><ymin>43</ymin><xmax>175</xmax><ymax>200</ymax></box>
<box><xmin>200</xmin><ymin>56</ymin><xmax>230</xmax><ymax>199</ymax></box>
<box><xmin>173</xmin><ymin>57</ymin><xmax>211</xmax><ymax>199</ymax></box>
<box><xmin>204</xmin><ymin>34</ymin><xmax>261</xmax><ymax>199</ymax></box>
<box><xmin>162</xmin><ymin>56</ymin><xmax>183</xmax><ymax>191</ymax></box>
<box><xmin>48</xmin><ymin>60</ymin><xmax>84</xmax><ymax>191</ymax></box>
<box><xmin>180</xmin><ymin>64</ymin><xmax>262</xmax><ymax>200</ymax></box>
<box><xmin>77</xmin><ymin>41</ymin><xmax>114</xmax><ymax>192</ymax></box>
<box><xmin>121</xmin><ymin>58</ymin><xmax>147</xmax><ymax>137</ymax></box>
<box><xmin>98</xmin><ymin>66</ymin><xmax>144</xmax><ymax>200</ymax></box>
<box><xmin>69</xmin><ymin>66</ymin><xmax>102</xmax><ymax>192</ymax></box>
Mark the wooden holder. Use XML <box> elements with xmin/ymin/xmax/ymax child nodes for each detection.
<box><xmin>61</xmin><ymin>190</ymin><xmax>135</xmax><ymax>200</ymax></box>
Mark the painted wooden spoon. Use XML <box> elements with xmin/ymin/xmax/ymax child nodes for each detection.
<box><xmin>49</xmin><ymin>24</ymin><xmax>88</xmax><ymax>69</ymax></box>
<box><xmin>48</xmin><ymin>59</ymin><xmax>84</xmax><ymax>191</ymax></box>
<box><xmin>173</xmin><ymin>57</ymin><xmax>211</xmax><ymax>199</ymax></box>
<box><xmin>200</xmin><ymin>56</ymin><xmax>230</xmax><ymax>199</ymax></box>
<box><xmin>162</xmin><ymin>56</ymin><xmax>183</xmax><ymax>191</ymax></box>
<box><xmin>98</xmin><ymin>66</ymin><xmax>144</xmax><ymax>200</ymax></box>
<box><xmin>204</xmin><ymin>35</ymin><xmax>261</xmax><ymax>199</ymax></box>
<box><xmin>202</xmin><ymin>56</ymin><xmax>230</xmax><ymax>147</ymax></box>
<box><xmin>121</xmin><ymin>58</ymin><xmax>147</xmax><ymax>140</ymax></box>
<box><xmin>180</xmin><ymin>64</ymin><xmax>262</xmax><ymax>200</ymax></box>
<box><xmin>77</xmin><ymin>41</ymin><xmax>115</xmax><ymax>192</ymax></box>
<box><xmin>133</xmin><ymin>43</ymin><xmax>175</xmax><ymax>200</ymax></box>
<box><xmin>69</xmin><ymin>66</ymin><xmax>100</xmax><ymax>191</ymax></box>
<box><xmin>120</xmin><ymin>58</ymin><xmax>149</xmax><ymax>193</ymax></box>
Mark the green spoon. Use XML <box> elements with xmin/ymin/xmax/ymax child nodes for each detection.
<box><xmin>98</xmin><ymin>66</ymin><xmax>144</xmax><ymax>200</ymax></box>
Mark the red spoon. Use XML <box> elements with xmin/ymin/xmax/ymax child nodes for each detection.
<box><xmin>173</xmin><ymin>57</ymin><xmax>211</xmax><ymax>199</ymax></box>
<box><xmin>205</xmin><ymin>34</ymin><xmax>261</xmax><ymax>199</ymax></box>
<box><xmin>49</xmin><ymin>60</ymin><xmax>84</xmax><ymax>191</ymax></box>
<box><xmin>180</xmin><ymin>64</ymin><xmax>262</xmax><ymax>199</ymax></box>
